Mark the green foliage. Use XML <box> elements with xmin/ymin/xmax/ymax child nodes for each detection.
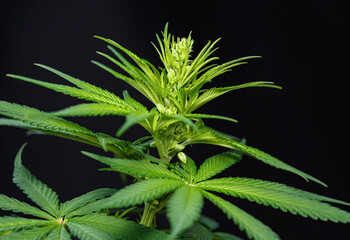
<box><xmin>167</xmin><ymin>186</ymin><xmax>204</xmax><ymax>239</ymax></box>
<box><xmin>0</xmin><ymin>145</ymin><xmax>168</xmax><ymax>240</ymax></box>
<box><xmin>1</xmin><ymin>24</ymin><xmax>349</xmax><ymax>240</ymax></box>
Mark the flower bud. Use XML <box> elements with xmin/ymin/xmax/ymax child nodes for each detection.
<box><xmin>177</xmin><ymin>152</ymin><xmax>187</xmax><ymax>163</ymax></box>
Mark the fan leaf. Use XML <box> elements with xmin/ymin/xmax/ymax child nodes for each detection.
<box><xmin>45</xmin><ymin>225</ymin><xmax>72</xmax><ymax>240</ymax></box>
<box><xmin>67</xmin><ymin>221</ymin><xmax>114</xmax><ymax>240</ymax></box>
<box><xmin>0</xmin><ymin>194</ymin><xmax>54</xmax><ymax>220</ymax></box>
<box><xmin>0</xmin><ymin>101</ymin><xmax>95</xmax><ymax>137</ymax></box>
<box><xmin>100</xmin><ymin>179</ymin><xmax>183</xmax><ymax>209</ymax></box>
<box><xmin>69</xmin><ymin>214</ymin><xmax>168</xmax><ymax>240</ymax></box>
<box><xmin>13</xmin><ymin>144</ymin><xmax>60</xmax><ymax>218</ymax></box>
<box><xmin>82</xmin><ymin>151</ymin><xmax>181</xmax><ymax>180</ymax></box>
<box><xmin>190</xmin><ymin>127</ymin><xmax>327</xmax><ymax>187</ymax></box>
<box><xmin>201</xmin><ymin>190</ymin><xmax>280</xmax><ymax>240</ymax></box>
<box><xmin>0</xmin><ymin>216</ymin><xmax>48</xmax><ymax>232</ymax></box>
<box><xmin>198</xmin><ymin>177</ymin><xmax>350</xmax><ymax>223</ymax></box>
<box><xmin>51</xmin><ymin>103</ymin><xmax>132</xmax><ymax>117</ymax></box>
<box><xmin>60</xmin><ymin>188</ymin><xmax>116</xmax><ymax>218</ymax></box>
<box><xmin>2</xmin><ymin>225</ymin><xmax>56</xmax><ymax>240</ymax></box>
<box><xmin>167</xmin><ymin>185</ymin><xmax>204</xmax><ymax>240</ymax></box>
<box><xmin>117</xmin><ymin>111</ymin><xmax>155</xmax><ymax>136</ymax></box>
<box><xmin>194</xmin><ymin>150</ymin><xmax>242</xmax><ymax>183</ymax></box>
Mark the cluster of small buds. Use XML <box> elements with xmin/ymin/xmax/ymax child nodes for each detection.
<box><xmin>167</xmin><ymin>68</ymin><xmax>177</xmax><ymax>84</ymax></box>
<box><xmin>156</xmin><ymin>103</ymin><xmax>177</xmax><ymax>115</ymax></box>
<box><xmin>166</xmin><ymin>37</ymin><xmax>194</xmax><ymax>85</ymax></box>
<box><xmin>171</xmin><ymin>37</ymin><xmax>194</xmax><ymax>64</ymax></box>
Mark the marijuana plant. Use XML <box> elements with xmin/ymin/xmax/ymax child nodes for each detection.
<box><xmin>0</xmin><ymin>24</ymin><xmax>349</xmax><ymax>239</ymax></box>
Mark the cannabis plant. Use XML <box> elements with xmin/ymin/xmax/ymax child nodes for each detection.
<box><xmin>0</xmin><ymin>24</ymin><xmax>349</xmax><ymax>240</ymax></box>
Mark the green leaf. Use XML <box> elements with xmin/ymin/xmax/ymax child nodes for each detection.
<box><xmin>198</xmin><ymin>215</ymin><xmax>219</xmax><ymax>231</ymax></box>
<box><xmin>69</xmin><ymin>214</ymin><xmax>168</xmax><ymax>240</ymax></box>
<box><xmin>34</xmin><ymin>63</ymin><xmax>128</xmax><ymax>108</ymax></box>
<box><xmin>60</xmin><ymin>188</ymin><xmax>116</xmax><ymax>218</ymax></box>
<box><xmin>190</xmin><ymin>127</ymin><xmax>327</xmax><ymax>187</ymax></box>
<box><xmin>5</xmin><ymin>74</ymin><xmax>124</xmax><ymax>108</ymax></box>
<box><xmin>163</xmin><ymin>114</ymin><xmax>199</xmax><ymax>132</ymax></box>
<box><xmin>91</xmin><ymin>60</ymin><xmax>152</xmax><ymax>102</ymax></box>
<box><xmin>51</xmin><ymin>103</ymin><xmax>132</xmax><ymax>117</ymax></box>
<box><xmin>167</xmin><ymin>185</ymin><xmax>204</xmax><ymax>240</ymax></box>
<box><xmin>214</xmin><ymin>232</ymin><xmax>244</xmax><ymax>240</ymax></box>
<box><xmin>188</xmin><ymin>81</ymin><xmax>281</xmax><ymax>113</ymax></box>
<box><xmin>82</xmin><ymin>151</ymin><xmax>180</xmax><ymax>180</ymax></box>
<box><xmin>13</xmin><ymin>144</ymin><xmax>60</xmax><ymax>218</ymax></box>
<box><xmin>180</xmin><ymin>154</ymin><xmax>197</xmax><ymax>182</ymax></box>
<box><xmin>0</xmin><ymin>118</ymin><xmax>101</xmax><ymax>152</ymax></box>
<box><xmin>123</xmin><ymin>90</ymin><xmax>148</xmax><ymax>112</ymax></box>
<box><xmin>67</xmin><ymin>221</ymin><xmax>114</xmax><ymax>240</ymax></box>
<box><xmin>198</xmin><ymin>177</ymin><xmax>350</xmax><ymax>223</ymax></box>
<box><xmin>0</xmin><ymin>194</ymin><xmax>54</xmax><ymax>220</ymax></box>
<box><xmin>201</xmin><ymin>190</ymin><xmax>280</xmax><ymax>240</ymax></box>
<box><xmin>0</xmin><ymin>216</ymin><xmax>48</xmax><ymax>232</ymax></box>
<box><xmin>180</xmin><ymin>222</ymin><xmax>214</xmax><ymax>240</ymax></box>
<box><xmin>117</xmin><ymin>111</ymin><xmax>155</xmax><ymax>136</ymax></box>
<box><xmin>184</xmin><ymin>113</ymin><xmax>238</xmax><ymax>123</ymax></box>
<box><xmin>45</xmin><ymin>225</ymin><xmax>72</xmax><ymax>240</ymax></box>
<box><xmin>3</xmin><ymin>224</ymin><xmax>56</xmax><ymax>240</ymax></box>
<box><xmin>100</xmin><ymin>179</ymin><xmax>183</xmax><ymax>209</ymax></box>
<box><xmin>0</xmin><ymin>101</ymin><xmax>95</xmax><ymax>137</ymax></box>
<box><xmin>194</xmin><ymin>150</ymin><xmax>242</xmax><ymax>183</ymax></box>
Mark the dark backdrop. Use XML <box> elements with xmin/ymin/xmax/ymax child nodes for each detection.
<box><xmin>0</xmin><ymin>1</ymin><xmax>349</xmax><ymax>239</ymax></box>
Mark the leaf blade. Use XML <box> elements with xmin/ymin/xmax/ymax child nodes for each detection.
<box><xmin>167</xmin><ymin>186</ymin><xmax>204</xmax><ymax>240</ymax></box>
<box><xmin>194</xmin><ymin>150</ymin><xmax>242</xmax><ymax>183</ymax></box>
<box><xmin>82</xmin><ymin>151</ymin><xmax>181</xmax><ymax>180</ymax></box>
<box><xmin>13</xmin><ymin>144</ymin><xmax>60</xmax><ymax>218</ymax></box>
<box><xmin>100</xmin><ymin>179</ymin><xmax>183</xmax><ymax>209</ymax></box>
<box><xmin>198</xmin><ymin>177</ymin><xmax>350</xmax><ymax>223</ymax></box>
<box><xmin>201</xmin><ymin>190</ymin><xmax>280</xmax><ymax>240</ymax></box>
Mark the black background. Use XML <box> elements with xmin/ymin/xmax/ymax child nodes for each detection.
<box><xmin>0</xmin><ymin>1</ymin><xmax>349</xmax><ymax>239</ymax></box>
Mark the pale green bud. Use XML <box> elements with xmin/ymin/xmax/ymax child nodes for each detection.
<box><xmin>156</xmin><ymin>103</ymin><xmax>166</xmax><ymax>113</ymax></box>
<box><xmin>177</xmin><ymin>152</ymin><xmax>187</xmax><ymax>163</ymax></box>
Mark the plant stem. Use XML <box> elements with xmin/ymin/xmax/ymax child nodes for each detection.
<box><xmin>140</xmin><ymin>196</ymin><xmax>170</xmax><ymax>227</ymax></box>
<box><xmin>139</xmin><ymin>201</ymin><xmax>159</xmax><ymax>227</ymax></box>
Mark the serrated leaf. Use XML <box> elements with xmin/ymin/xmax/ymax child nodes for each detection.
<box><xmin>163</xmin><ymin>114</ymin><xmax>199</xmax><ymax>132</ymax></box>
<box><xmin>198</xmin><ymin>177</ymin><xmax>350</xmax><ymax>223</ymax></box>
<box><xmin>0</xmin><ymin>101</ymin><xmax>95</xmax><ymax>137</ymax></box>
<box><xmin>67</xmin><ymin>221</ymin><xmax>114</xmax><ymax>240</ymax></box>
<box><xmin>3</xmin><ymin>224</ymin><xmax>56</xmax><ymax>240</ymax></box>
<box><xmin>69</xmin><ymin>214</ymin><xmax>168</xmax><ymax>240</ymax></box>
<box><xmin>100</xmin><ymin>179</ymin><xmax>183</xmax><ymax>209</ymax></box>
<box><xmin>33</xmin><ymin>64</ymin><xmax>124</xmax><ymax>104</ymax></box>
<box><xmin>198</xmin><ymin>215</ymin><xmax>219</xmax><ymax>231</ymax></box>
<box><xmin>0</xmin><ymin>194</ymin><xmax>54</xmax><ymax>220</ymax></box>
<box><xmin>184</xmin><ymin>113</ymin><xmax>238</xmax><ymax>123</ymax></box>
<box><xmin>188</xmin><ymin>82</ymin><xmax>281</xmax><ymax>113</ymax></box>
<box><xmin>0</xmin><ymin>216</ymin><xmax>48</xmax><ymax>232</ymax></box>
<box><xmin>117</xmin><ymin>111</ymin><xmax>155</xmax><ymax>136</ymax></box>
<box><xmin>201</xmin><ymin>190</ymin><xmax>280</xmax><ymax>240</ymax></box>
<box><xmin>82</xmin><ymin>151</ymin><xmax>180</xmax><ymax>180</ymax></box>
<box><xmin>123</xmin><ymin>90</ymin><xmax>148</xmax><ymax>112</ymax></box>
<box><xmin>180</xmin><ymin>154</ymin><xmax>197</xmax><ymax>182</ymax></box>
<box><xmin>194</xmin><ymin>150</ymin><xmax>242</xmax><ymax>183</ymax></box>
<box><xmin>51</xmin><ymin>103</ymin><xmax>132</xmax><ymax>117</ymax></box>
<box><xmin>180</xmin><ymin>222</ymin><xmax>214</xmax><ymax>240</ymax></box>
<box><xmin>60</xmin><ymin>188</ymin><xmax>116</xmax><ymax>218</ymax></box>
<box><xmin>5</xmin><ymin>74</ymin><xmax>124</xmax><ymax>108</ymax></box>
<box><xmin>45</xmin><ymin>225</ymin><xmax>71</xmax><ymax>240</ymax></box>
<box><xmin>13</xmin><ymin>144</ymin><xmax>60</xmax><ymax>218</ymax></box>
<box><xmin>214</xmin><ymin>232</ymin><xmax>244</xmax><ymax>240</ymax></box>
<box><xmin>190</xmin><ymin>127</ymin><xmax>327</xmax><ymax>187</ymax></box>
<box><xmin>167</xmin><ymin>185</ymin><xmax>204</xmax><ymax>240</ymax></box>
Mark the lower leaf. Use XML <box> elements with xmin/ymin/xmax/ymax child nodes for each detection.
<box><xmin>201</xmin><ymin>190</ymin><xmax>280</xmax><ymax>240</ymax></box>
